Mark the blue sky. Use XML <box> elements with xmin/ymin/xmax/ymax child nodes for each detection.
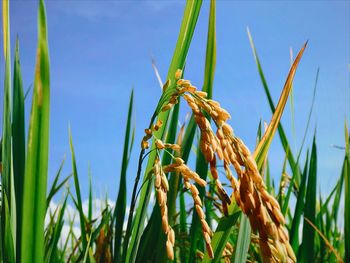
<box><xmin>2</xmin><ymin>1</ymin><xmax>349</xmax><ymax>201</ymax></box>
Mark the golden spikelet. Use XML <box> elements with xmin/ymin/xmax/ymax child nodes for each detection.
<box><xmin>153</xmin><ymin>154</ymin><xmax>175</xmax><ymax>260</ymax></box>
<box><xmin>172</xmin><ymin>70</ymin><xmax>295</xmax><ymax>262</ymax></box>
<box><xmin>185</xmin><ymin>179</ymin><xmax>214</xmax><ymax>259</ymax></box>
<box><xmin>175</xmin><ymin>69</ymin><xmax>182</xmax><ymax>80</ymax></box>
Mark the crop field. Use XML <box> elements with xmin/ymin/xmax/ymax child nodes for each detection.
<box><xmin>0</xmin><ymin>0</ymin><xmax>349</xmax><ymax>262</ymax></box>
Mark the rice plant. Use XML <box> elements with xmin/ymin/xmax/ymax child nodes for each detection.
<box><xmin>0</xmin><ymin>0</ymin><xmax>348</xmax><ymax>262</ymax></box>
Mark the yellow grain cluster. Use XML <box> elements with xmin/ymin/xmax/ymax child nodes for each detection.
<box><xmin>146</xmin><ymin>120</ymin><xmax>213</xmax><ymax>260</ymax></box>
<box><xmin>162</xmin><ymin>155</ymin><xmax>214</xmax><ymax>259</ymax></box>
<box><xmin>184</xmin><ymin>178</ymin><xmax>214</xmax><ymax>259</ymax></box>
<box><xmin>144</xmin><ymin>69</ymin><xmax>295</xmax><ymax>262</ymax></box>
<box><xmin>174</xmin><ymin>70</ymin><xmax>295</xmax><ymax>262</ymax></box>
<box><xmin>153</xmin><ymin>155</ymin><xmax>175</xmax><ymax>260</ymax></box>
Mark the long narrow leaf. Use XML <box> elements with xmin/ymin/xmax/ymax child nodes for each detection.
<box><xmin>12</xmin><ymin>37</ymin><xmax>26</xmax><ymax>263</ymax></box>
<box><xmin>253</xmin><ymin>38</ymin><xmax>307</xmax><ymax>168</ymax></box>
<box><xmin>21</xmin><ymin>1</ymin><xmax>50</xmax><ymax>261</ymax></box>
<box><xmin>290</xmin><ymin>152</ymin><xmax>309</xmax><ymax>251</ymax></box>
<box><xmin>248</xmin><ymin>28</ymin><xmax>302</xmax><ymax>182</ymax></box>
<box><xmin>299</xmin><ymin>136</ymin><xmax>317</xmax><ymax>262</ymax></box>
<box><xmin>232</xmin><ymin>214</ymin><xmax>251</xmax><ymax>263</ymax></box>
<box><xmin>69</xmin><ymin>129</ymin><xmax>88</xmax><ymax>252</ymax></box>
<box><xmin>1</xmin><ymin>1</ymin><xmax>16</xmax><ymax>262</ymax></box>
<box><xmin>1</xmin><ymin>193</ymin><xmax>15</xmax><ymax>263</ymax></box>
<box><xmin>344</xmin><ymin>122</ymin><xmax>350</xmax><ymax>263</ymax></box>
<box><xmin>282</xmin><ymin>68</ymin><xmax>319</xmax><ymax>215</ymax></box>
<box><xmin>113</xmin><ymin>90</ymin><xmax>134</xmax><ymax>262</ymax></box>
<box><xmin>46</xmin><ymin>158</ymin><xmax>67</xmax><ymax>209</ymax></box>
<box><xmin>45</xmin><ymin>194</ymin><xmax>68</xmax><ymax>263</ymax></box>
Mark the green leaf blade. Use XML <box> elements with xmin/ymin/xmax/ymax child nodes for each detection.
<box><xmin>299</xmin><ymin>136</ymin><xmax>317</xmax><ymax>262</ymax></box>
<box><xmin>21</xmin><ymin>0</ymin><xmax>51</xmax><ymax>261</ymax></box>
<box><xmin>113</xmin><ymin>90</ymin><xmax>134</xmax><ymax>262</ymax></box>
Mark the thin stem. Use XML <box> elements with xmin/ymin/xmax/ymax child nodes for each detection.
<box><xmin>122</xmin><ymin>113</ymin><xmax>157</xmax><ymax>259</ymax></box>
<box><xmin>122</xmin><ymin>148</ymin><xmax>145</xmax><ymax>259</ymax></box>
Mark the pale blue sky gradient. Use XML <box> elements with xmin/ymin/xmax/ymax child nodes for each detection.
<box><xmin>2</xmin><ymin>1</ymin><xmax>349</xmax><ymax>200</ymax></box>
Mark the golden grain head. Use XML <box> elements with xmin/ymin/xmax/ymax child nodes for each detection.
<box><xmin>144</xmin><ymin>128</ymin><xmax>152</xmax><ymax>135</ymax></box>
<box><xmin>176</xmin><ymin>79</ymin><xmax>184</xmax><ymax>86</ymax></box>
<box><xmin>175</xmin><ymin>69</ymin><xmax>182</xmax><ymax>79</ymax></box>
<box><xmin>161</xmin><ymin>203</ymin><xmax>168</xmax><ymax>218</ymax></box>
<box><xmin>166</xmin><ymin>240</ymin><xmax>174</xmax><ymax>261</ymax></box>
<box><xmin>181</xmin><ymin>80</ymin><xmax>191</xmax><ymax>88</ymax></box>
<box><xmin>184</xmin><ymin>180</ymin><xmax>191</xmax><ymax>189</ymax></box>
<box><xmin>155</xmin><ymin>139</ymin><xmax>165</xmax><ymax>149</ymax></box>
<box><xmin>169</xmin><ymin>143</ymin><xmax>181</xmax><ymax>152</ymax></box>
<box><xmin>206</xmin><ymin>243</ymin><xmax>214</xmax><ymax>259</ymax></box>
<box><xmin>161</xmin><ymin>103</ymin><xmax>172</xmax><ymax>112</ymax></box>
<box><xmin>194</xmin><ymin>195</ymin><xmax>203</xmax><ymax>207</ymax></box>
<box><xmin>162</xmin><ymin>215</ymin><xmax>169</xmax><ymax>233</ymax></box>
<box><xmin>155</xmin><ymin>119</ymin><xmax>163</xmax><ymax>130</ymax></box>
<box><xmin>168</xmin><ymin>228</ymin><xmax>175</xmax><ymax>246</ymax></box>
<box><xmin>141</xmin><ymin>140</ymin><xmax>149</xmax><ymax>149</ymax></box>
<box><xmin>157</xmin><ymin>190</ymin><xmax>165</xmax><ymax>206</ymax></box>
<box><xmin>154</xmin><ymin>174</ymin><xmax>161</xmax><ymax>189</ymax></box>
<box><xmin>285</xmin><ymin>242</ymin><xmax>296</xmax><ymax>262</ymax></box>
<box><xmin>196</xmin><ymin>251</ymin><xmax>204</xmax><ymax>260</ymax></box>
<box><xmin>203</xmin><ymin>232</ymin><xmax>211</xmax><ymax>244</ymax></box>
<box><xmin>201</xmin><ymin>219</ymin><xmax>212</xmax><ymax>236</ymax></box>
<box><xmin>174</xmin><ymin>157</ymin><xmax>184</xmax><ymax>165</ymax></box>
<box><xmin>195</xmin><ymin>204</ymin><xmax>205</xmax><ymax>219</ymax></box>
<box><xmin>221</xmin><ymin>123</ymin><xmax>233</xmax><ymax>135</ymax></box>
<box><xmin>196</xmin><ymin>177</ymin><xmax>207</xmax><ymax>187</ymax></box>
<box><xmin>195</xmin><ymin>91</ymin><xmax>208</xmax><ymax>98</ymax></box>
<box><xmin>190</xmin><ymin>184</ymin><xmax>199</xmax><ymax>196</ymax></box>
<box><xmin>161</xmin><ymin>174</ymin><xmax>169</xmax><ymax>191</ymax></box>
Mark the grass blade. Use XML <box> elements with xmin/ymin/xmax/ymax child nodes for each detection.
<box><xmin>253</xmin><ymin>37</ymin><xmax>307</xmax><ymax>168</ymax></box>
<box><xmin>2</xmin><ymin>1</ymin><xmax>17</xmax><ymax>262</ymax></box>
<box><xmin>113</xmin><ymin>90</ymin><xmax>134</xmax><ymax>262</ymax></box>
<box><xmin>46</xmin><ymin>158</ymin><xmax>67</xmax><ymax>209</ymax></box>
<box><xmin>299</xmin><ymin>135</ymin><xmax>317</xmax><ymax>262</ymax></box>
<box><xmin>247</xmin><ymin>28</ymin><xmax>301</xmax><ymax>181</ymax></box>
<box><xmin>232</xmin><ymin>214</ymin><xmax>251</xmax><ymax>263</ymax></box>
<box><xmin>344</xmin><ymin>122</ymin><xmax>350</xmax><ymax>263</ymax></box>
<box><xmin>282</xmin><ymin>68</ymin><xmax>319</xmax><ymax>215</ymax></box>
<box><xmin>1</xmin><ymin>193</ymin><xmax>15</xmax><ymax>263</ymax></box>
<box><xmin>69</xmin><ymin>128</ymin><xmax>88</xmax><ymax>253</ymax></box>
<box><xmin>21</xmin><ymin>0</ymin><xmax>50</xmax><ymax>261</ymax></box>
<box><xmin>88</xmin><ymin>165</ymin><xmax>92</xmax><ymax>222</ymax></box>
<box><xmin>12</xmin><ymin>37</ymin><xmax>26</xmax><ymax>262</ymax></box>
<box><xmin>289</xmin><ymin>152</ymin><xmax>309</xmax><ymax>251</ymax></box>
<box><xmin>304</xmin><ymin>217</ymin><xmax>343</xmax><ymax>263</ymax></box>
<box><xmin>45</xmin><ymin>193</ymin><xmax>68</xmax><ymax>263</ymax></box>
